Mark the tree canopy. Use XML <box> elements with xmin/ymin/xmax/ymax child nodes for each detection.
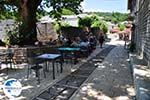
<box><xmin>0</xmin><ymin>0</ymin><xmax>83</xmax><ymax>20</ymax></box>
<box><xmin>0</xmin><ymin>0</ymin><xmax>83</xmax><ymax>45</ymax></box>
<box><xmin>78</xmin><ymin>15</ymin><xmax>108</xmax><ymax>33</ymax></box>
<box><xmin>78</xmin><ymin>16</ymin><xmax>92</xmax><ymax>28</ymax></box>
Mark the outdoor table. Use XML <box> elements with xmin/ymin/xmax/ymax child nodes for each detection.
<box><xmin>57</xmin><ymin>47</ymin><xmax>81</xmax><ymax>64</ymax></box>
<box><xmin>36</xmin><ymin>53</ymin><xmax>62</xmax><ymax>79</ymax></box>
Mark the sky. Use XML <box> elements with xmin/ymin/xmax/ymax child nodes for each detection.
<box><xmin>81</xmin><ymin>0</ymin><xmax>129</xmax><ymax>13</ymax></box>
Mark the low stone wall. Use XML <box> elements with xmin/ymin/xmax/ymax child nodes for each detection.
<box><xmin>0</xmin><ymin>46</ymin><xmax>59</xmax><ymax>64</ymax></box>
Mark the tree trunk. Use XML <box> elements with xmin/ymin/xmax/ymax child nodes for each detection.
<box><xmin>18</xmin><ymin>0</ymin><xmax>41</xmax><ymax>45</ymax></box>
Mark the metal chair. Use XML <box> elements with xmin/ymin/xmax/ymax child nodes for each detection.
<box><xmin>0</xmin><ymin>52</ymin><xmax>14</xmax><ymax>74</ymax></box>
<box><xmin>62</xmin><ymin>51</ymin><xmax>76</xmax><ymax>68</ymax></box>
<box><xmin>27</xmin><ymin>56</ymin><xmax>46</xmax><ymax>84</ymax></box>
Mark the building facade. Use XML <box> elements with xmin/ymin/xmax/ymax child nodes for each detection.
<box><xmin>129</xmin><ymin>0</ymin><xmax>150</xmax><ymax>65</ymax></box>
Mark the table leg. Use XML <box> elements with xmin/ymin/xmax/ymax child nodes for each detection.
<box><xmin>10</xmin><ymin>58</ymin><xmax>12</xmax><ymax>69</ymax></box>
<box><xmin>60</xmin><ymin>58</ymin><xmax>63</xmax><ymax>73</ymax></box>
<box><xmin>45</xmin><ymin>61</ymin><xmax>49</xmax><ymax>72</ymax></box>
<box><xmin>52</xmin><ymin>60</ymin><xmax>55</xmax><ymax>79</ymax></box>
<box><xmin>73</xmin><ymin>52</ymin><xmax>78</xmax><ymax>64</ymax></box>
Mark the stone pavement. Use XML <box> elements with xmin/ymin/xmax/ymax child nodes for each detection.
<box><xmin>32</xmin><ymin>45</ymin><xmax>115</xmax><ymax>100</ymax></box>
<box><xmin>70</xmin><ymin>41</ymin><xmax>135</xmax><ymax>100</ymax></box>
<box><xmin>0</xmin><ymin>42</ymin><xmax>111</xmax><ymax>100</ymax></box>
<box><xmin>0</xmin><ymin>34</ymin><xmax>136</xmax><ymax>100</ymax></box>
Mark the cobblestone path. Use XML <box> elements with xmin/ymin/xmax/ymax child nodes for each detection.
<box><xmin>32</xmin><ymin>45</ymin><xmax>116</xmax><ymax>100</ymax></box>
<box><xmin>70</xmin><ymin>45</ymin><xmax>135</xmax><ymax>100</ymax></box>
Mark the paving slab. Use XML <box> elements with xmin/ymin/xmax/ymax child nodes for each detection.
<box><xmin>33</xmin><ymin>45</ymin><xmax>115</xmax><ymax>100</ymax></box>
<box><xmin>70</xmin><ymin>42</ymin><xmax>135</xmax><ymax>100</ymax></box>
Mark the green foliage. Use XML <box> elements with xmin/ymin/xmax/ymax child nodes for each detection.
<box><xmin>53</xmin><ymin>21</ymin><xmax>70</xmax><ymax>33</ymax></box>
<box><xmin>4</xmin><ymin>22</ymin><xmax>21</xmax><ymax>45</ymax></box>
<box><xmin>0</xmin><ymin>0</ymin><xmax>83</xmax><ymax>22</ymax></box>
<box><xmin>90</xmin><ymin>15</ymin><xmax>100</xmax><ymax>22</ymax></box>
<box><xmin>0</xmin><ymin>0</ymin><xmax>19</xmax><ymax>20</ymax></box>
<box><xmin>0</xmin><ymin>0</ymin><xmax>83</xmax><ymax>21</ymax></box>
<box><xmin>78</xmin><ymin>16</ymin><xmax>92</xmax><ymax>27</ymax></box>
<box><xmin>91</xmin><ymin>21</ymin><xmax>102</xmax><ymax>28</ymax></box>
<box><xmin>36</xmin><ymin>9</ymin><xmax>49</xmax><ymax>19</ymax></box>
<box><xmin>61</xmin><ymin>9</ymin><xmax>75</xmax><ymax>15</ymax></box>
<box><xmin>91</xmin><ymin>15</ymin><xmax>102</xmax><ymax>27</ymax></box>
<box><xmin>118</xmin><ymin>23</ymin><xmax>126</xmax><ymax>31</ymax></box>
<box><xmin>53</xmin><ymin>22</ymin><xmax>61</xmax><ymax>33</ymax></box>
<box><xmin>78</xmin><ymin>14</ymin><xmax>108</xmax><ymax>33</ymax></box>
<box><xmin>85</xmin><ymin>12</ymin><xmax>129</xmax><ymax>24</ymax></box>
<box><xmin>100</xmin><ymin>22</ymin><xmax>108</xmax><ymax>33</ymax></box>
<box><xmin>61</xmin><ymin>22</ymin><xmax>70</xmax><ymax>27</ymax></box>
<box><xmin>0</xmin><ymin>11</ymin><xmax>19</xmax><ymax>20</ymax></box>
<box><xmin>49</xmin><ymin>0</ymin><xmax>84</xmax><ymax>20</ymax></box>
<box><xmin>90</xmin><ymin>15</ymin><xmax>108</xmax><ymax>33</ymax></box>
<box><xmin>0</xmin><ymin>0</ymin><xmax>83</xmax><ymax>45</ymax></box>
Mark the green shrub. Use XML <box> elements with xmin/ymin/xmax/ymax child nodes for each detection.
<box><xmin>53</xmin><ymin>21</ymin><xmax>70</xmax><ymax>34</ymax></box>
<box><xmin>101</xmin><ymin>23</ymin><xmax>108</xmax><ymax>33</ymax></box>
<box><xmin>78</xmin><ymin>16</ymin><xmax>92</xmax><ymax>27</ymax></box>
<box><xmin>91</xmin><ymin>15</ymin><xmax>100</xmax><ymax>22</ymax></box>
<box><xmin>91</xmin><ymin>19</ymin><xmax>108</xmax><ymax>33</ymax></box>
<box><xmin>4</xmin><ymin>22</ymin><xmax>21</xmax><ymax>45</ymax></box>
<box><xmin>61</xmin><ymin>9</ymin><xmax>75</xmax><ymax>15</ymax></box>
<box><xmin>118</xmin><ymin>23</ymin><xmax>125</xmax><ymax>31</ymax></box>
<box><xmin>91</xmin><ymin>21</ymin><xmax>102</xmax><ymax>28</ymax></box>
<box><xmin>78</xmin><ymin>15</ymin><xmax>108</xmax><ymax>33</ymax></box>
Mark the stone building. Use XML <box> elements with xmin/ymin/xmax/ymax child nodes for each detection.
<box><xmin>0</xmin><ymin>19</ymin><xmax>57</xmax><ymax>44</ymax></box>
<box><xmin>128</xmin><ymin>0</ymin><xmax>150</xmax><ymax>65</ymax></box>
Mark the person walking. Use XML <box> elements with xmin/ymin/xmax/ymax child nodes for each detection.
<box><xmin>99</xmin><ymin>33</ymin><xmax>105</xmax><ymax>48</ymax></box>
<box><xmin>124</xmin><ymin>33</ymin><xmax>129</xmax><ymax>49</ymax></box>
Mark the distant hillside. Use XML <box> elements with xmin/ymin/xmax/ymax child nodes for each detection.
<box><xmin>85</xmin><ymin>12</ymin><xmax>129</xmax><ymax>24</ymax></box>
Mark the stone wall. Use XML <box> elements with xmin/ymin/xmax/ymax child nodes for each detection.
<box><xmin>0</xmin><ymin>46</ymin><xmax>59</xmax><ymax>64</ymax></box>
<box><xmin>131</xmin><ymin>0</ymin><xmax>150</xmax><ymax>64</ymax></box>
<box><xmin>0</xmin><ymin>19</ymin><xmax>15</xmax><ymax>40</ymax></box>
<box><xmin>36</xmin><ymin>22</ymin><xmax>58</xmax><ymax>42</ymax></box>
<box><xmin>134</xmin><ymin>0</ymin><xmax>150</xmax><ymax>64</ymax></box>
<box><xmin>0</xmin><ymin>20</ymin><xmax>58</xmax><ymax>43</ymax></box>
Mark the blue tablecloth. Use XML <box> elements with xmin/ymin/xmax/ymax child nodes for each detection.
<box><xmin>57</xmin><ymin>47</ymin><xmax>80</xmax><ymax>51</ymax></box>
<box><xmin>37</xmin><ymin>54</ymin><xmax>61</xmax><ymax>59</ymax></box>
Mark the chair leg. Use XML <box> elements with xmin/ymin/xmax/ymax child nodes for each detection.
<box><xmin>71</xmin><ymin>59</ymin><xmax>73</xmax><ymax>68</ymax></box>
<box><xmin>43</xmin><ymin>68</ymin><xmax>46</xmax><ymax>78</ymax></box>
<box><xmin>35</xmin><ymin>69</ymin><xmax>40</xmax><ymax>84</ymax></box>
<box><xmin>0</xmin><ymin>63</ymin><xmax>1</xmax><ymax>70</ymax></box>
<box><xmin>56</xmin><ymin>63</ymin><xmax>59</xmax><ymax>73</ymax></box>
<box><xmin>6</xmin><ymin>64</ymin><xmax>8</xmax><ymax>74</ymax></box>
<box><xmin>60</xmin><ymin>61</ymin><xmax>63</xmax><ymax>73</ymax></box>
<box><xmin>27</xmin><ymin>65</ymin><xmax>30</xmax><ymax>78</ymax></box>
